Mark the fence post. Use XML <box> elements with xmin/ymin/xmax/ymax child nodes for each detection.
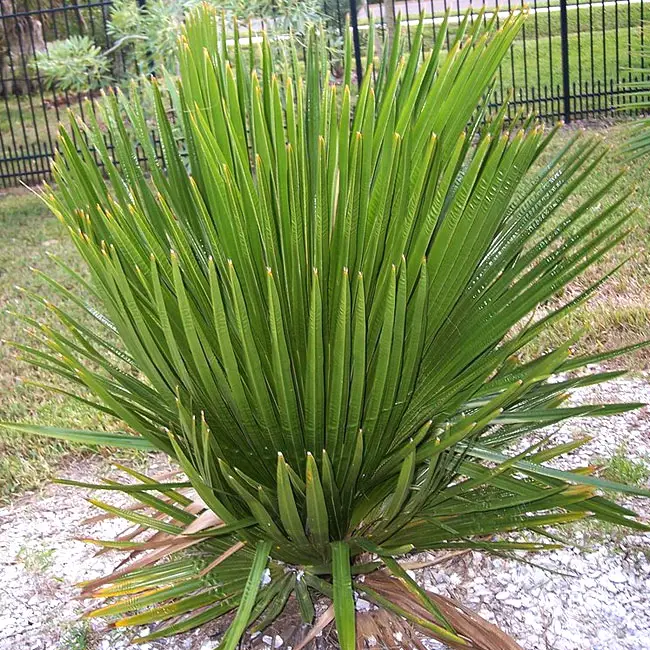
<box><xmin>348</xmin><ymin>0</ymin><xmax>364</xmax><ymax>84</ymax></box>
<box><xmin>559</xmin><ymin>0</ymin><xmax>571</xmax><ymax>122</ymax></box>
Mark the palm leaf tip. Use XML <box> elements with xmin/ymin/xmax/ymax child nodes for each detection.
<box><xmin>11</xmin><ymin>3</ymin><xmax>648</xmax><ymax>649</ymax></box>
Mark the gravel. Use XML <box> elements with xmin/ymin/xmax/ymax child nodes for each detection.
<box><xmin>421</xmin><ymin>373</ymin><xmax>650</xmax><ymax>650</ymax></box>
<box><xmin>1</xmin><ymin>373</ymin><xmax>649</xmax><ymax>650</ymax></box>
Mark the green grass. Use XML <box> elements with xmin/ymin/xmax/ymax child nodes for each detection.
<box><xmin>521</xmin><ymin>121</ymin><xmax>650</xmax><ymax>365</ymax></box>
<box><xmin>505</xmin><ymin>5</ymin><xmax>646</xmax><ymax>105</ymax></box>
<box><xmin>0</xmin><ymin>190</ymin><xmax>121</xmax><ymax>503</ymax></box>
<box><xmin>599</xmin><ymin>444</ymin><xmax>650</xmax><ymax>486</ymax></box>
<box><xmin>0</xmin><ymin>96</ymin><xmax>60</xmax><ymax>154</ymax></box>
<box><xmin>59</xmin><ymin>622</ymin><xmax>92</xmax><ymax>650</ymax></box>
<box><xmin>0</xmin><ymin>122</ymin><xmax>648</xmax><ymax>502</ymax></box>
<box><xmin>577</xmin><ymin>443</ymin><xmax>650</xmax><ymax>540</ymax></box>
<box><xmin>17</xmin><ymin>544</ymin><xmax>56</xmax><ymax>573</ymax></box>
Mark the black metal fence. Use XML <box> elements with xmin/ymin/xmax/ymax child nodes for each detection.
<box><xmin>0</xmin><ymin>0</ymin><xmax>648</xmax><ymax>186</ymax></box>
<box><xmin>0</xmin><ymin>0</ymin><xmax>124</xmax><ymax>186</ymax></box>
<box><xmin>348</xmin><ymin>0</ymin><xmax>650</xmax><ymax>120</ymax></box>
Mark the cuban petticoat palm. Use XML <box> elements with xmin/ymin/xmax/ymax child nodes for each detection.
<box><xmin>6</xmin><ymin>6</ymin><xmax>650</xmax><ymax>649</ymax></box>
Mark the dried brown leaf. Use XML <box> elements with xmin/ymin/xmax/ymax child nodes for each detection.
<box><xmin>198</xmin><ymin>541</ymin><xmax>246</xmax><ymax>577</ymax></box>
<box><xmin>181</xmin><ymin>508</ymin><xmax>221</xmax><ymax>535</ymax></box>
<box><xmin>364</xmin><ymin>573</ymin><xmax>523</xmax><ymax>650</ymax></box>
<box><xmin>356</xmin><ymin>609</ymin><xmax>428</xmax><ymax>650</ymax></box>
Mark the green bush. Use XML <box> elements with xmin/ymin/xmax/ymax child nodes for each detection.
<box><xmin>32</xmin><ymin>35</ymin><xmax>109</xmax><ymax>93</ymax></box>
<box><xmin>10</xmin><ymin>6</ymin><xmax>650</xmax><ymax>649</ymax></box>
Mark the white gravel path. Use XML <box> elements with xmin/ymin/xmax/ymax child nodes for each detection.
<box><xmin>0</xmin><ymin>374</ymin><xmax>649</xmax><ymax>650</ymax></box>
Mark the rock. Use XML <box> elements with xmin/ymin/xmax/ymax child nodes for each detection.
<box><xmin>477</xmin><ymin>608</ymin><xmax>496</xmax><ymax>623</ymax></box>
<box><xmin>355</xmin><ymin>597</ymin><xmax>372</xmax><ymax>612</ymax></box>
<box><xmin>609</xmin><ymin>569</ymin><xmax>628</xmax><ymax>584</ymax></box>
<box><xmin>600</xmin><ymin>577</ymin><xmax>619</xmax><ymax>593</ymax></box>
<box><xmin>504</xmin><ymin>598</ymin><xmax>523</xmax><ymax>608</ymax></box>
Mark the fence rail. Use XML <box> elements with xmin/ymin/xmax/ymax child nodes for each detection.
<box><xmin>0</xmin><ymin>0</ymin><xmax>648</xmax><ymax>186</ymax></box>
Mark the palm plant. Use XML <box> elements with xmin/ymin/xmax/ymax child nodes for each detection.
<box><xmin>6</xmin><ymin>5</ymin><xmax>650</xmax><ymax>649</ymax></box>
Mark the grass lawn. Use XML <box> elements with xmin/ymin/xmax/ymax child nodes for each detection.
<box><xmin>0</xmin><ymin>190</ymin><xmax>124</xmax><ymax>503</ymax></box>
<box><xmin>503</xmin><ymin>5</ymin><xmax>647</xmax><ymax>109</ymax></box>
<box><xmin>0</xmin><ymin>121</ymin><xmax>648</xmax><ymax>503</ymax></box>
<box><xmin>521</xmin><ymin>121</ymin><xmax>650</xmax><ymax>364</ymax></box>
